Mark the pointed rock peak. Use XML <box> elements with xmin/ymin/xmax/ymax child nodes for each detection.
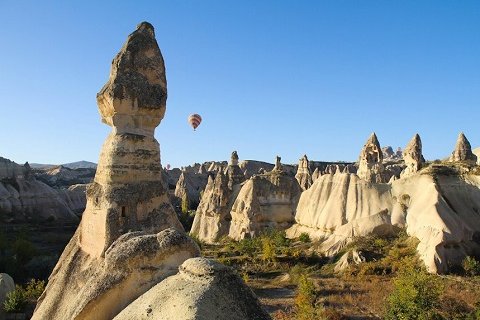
<box><xmin>367</xmin><ymin>132</ymin><xmax>379</xmax><ymax>144</ymax></box>
<box><xmin>457</xmin><ymin>132</ymin><xmax>471</xmax><ymax>147</ymax></box>
<box><xmin>230</xmin><ymin>151</ymin><xmax>239</xmax><ymax>166</ymax></box>
<box><xmin>405</xmin><ymin>133</ymin><xmax>422</xmax><ymax>151</ymax></box>
<box><xmin>359</xmin><ymin>132</ymin><xmax>383</xmax><ymax>163</ymax></box>
<box><xmin>450</xmin><ymin>132</ymin><xmax>477</xmax><ymax>163</ymax></box>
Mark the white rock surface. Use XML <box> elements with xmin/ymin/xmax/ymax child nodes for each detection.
<box><xmin>114</xmin><ymin>257</ymin><xmax>271</xmax><ymax>320</ymax></box>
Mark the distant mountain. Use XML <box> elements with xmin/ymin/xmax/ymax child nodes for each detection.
<box><xmin>30</xmin><ymin>163</ymin><xmax>56</xmax><ymax>169</ymax></box>
<box><xmin>30</xmin><ymin>161</ymin><xmax>97</xmax><ymax>170</ymax></box>
<box><xmin>62</xmin><ymin>161</ymin><xmax>97</xmax><ymax>169</ymax></box>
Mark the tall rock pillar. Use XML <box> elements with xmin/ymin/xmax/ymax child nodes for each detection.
<box><xmin>80</xmin><ymin>22</ymin><xmax>182</xmax><ymax>257</ymax></box>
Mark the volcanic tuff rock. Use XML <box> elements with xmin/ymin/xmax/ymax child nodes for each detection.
<box><xmin>225</xmin><ymin>151</ymin><xmax>246</xmax><ymax>189</ymax></box>
<box><xmin>190</xmin><ymin>152</ymin><xmax>245</xmax><ymax>243</ymax></box>
<box><xmin>114</xmin><ymin>258</ymin><xmax>271</xmax><ymax>320</ymax></box>
<box><xmin>287</xmin><ymin>163</ymin><xmax>480</xmax><ymax>273</ymax></box>
<box><xmin>0</xmin><ymin>158</ymin><xmax>80</xmax><ymax>222</ymax></box>
<box><xmin>450</xmin><ymin>132</ymin><xmax>477</xmax><ymax>164</ymax></box>
<box><xmin>35</xmin><ymin>165</ymin><xmax>95</xmax><ymax>188</ymax></box>
<box><xmin>229</xmin><ymin>157</ymin><xmax>302</xmax><ymax>240</ymax></box>
<box><xmin>174</xmin><ymin>171</ymin><xmax>208</xmax><ymax>208</ymax></box>
<box><xmin>295</xmin><ymin>154</ymin><xmax>313</xmax><ymax>190</ymax></box>
<box><xmin>286</xmin><ymin>173</ymin><xmax>398</xmax><ymax>254</ymax></box>
<box><xmin>32</xmin><ymin>22</ymin><xmax>198</xmax><ymax>320</ymax></box>
<box><xmin>401</xmin><ymin>134</ymin><xmax>425</xmax><ymax>178</ymax></box>
<box><xmin>382</xmin><ymin>146</ymin><xmax>403</xmax><ymax>161</ymax></box>
<box><xmin>357</xmin><ymin>133</ymin><xmax>385</xmax><ymax>183</ymax></box>
<box><xmin>0</xmin><ymin>273</ymin><xmax>14</xmax><ymax>320</ymax></box>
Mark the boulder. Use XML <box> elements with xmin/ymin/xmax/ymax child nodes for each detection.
<box><xmin>114</xmin><ymin>258</ymin><xmax>271</xmax><ymax>320</ymax></box>
<box><xmin>0</xmin><ymin>273</ymin><xmax>15</xmax><ymax>320</ymax></box>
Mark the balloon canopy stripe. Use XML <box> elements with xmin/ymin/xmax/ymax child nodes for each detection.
<box><xmin>188</xmin><ymin>114</ymin><xmax>202</xmax><ymax>130</ymax></box>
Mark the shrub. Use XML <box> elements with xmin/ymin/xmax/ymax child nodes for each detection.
<box><xmin>24</xmin><ymin>279</ymin><xmax>45</xmax><ymax>300</ymax></box>
<box><xmin>463</xmin><ymin>256</ymin><xmax>480</xmax><ymax>276</ymax></box>
<box><xmin>385</xmin><ymin>263</ymin><xmax>443</xmax><ymax>320</ymax></box>
<box><xmin>3</xmin><ymin>286</ymin><xmax>27</xmax><ymax>313</ymax></box>
<box><xmin>299</xmin><ymin>233</ymin><xmax>311</xmax><ymax>243</ymax></box>
<box><xmin>261</xmin><ymin>237</ymin><xmax>276</xmax><ymax>262</ymax></box>
<box><xmin>235</xmin><ymin>237</ymin><xmax>260</xmax><ymax>257</ymax></box>
<box><xmin>294</xmin><ymin>274</ymin><xmax>326</xmax><ymax>320</ymax></box>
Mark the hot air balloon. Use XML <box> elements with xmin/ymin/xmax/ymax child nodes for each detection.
<box><xmin>166</xmin><ymin>164</ymin><xmax>171</xmax><ymax>170</ymax></box>
<box><xmin>188</xmin><ymin>114</ymin><xmax>202</xmax><ymax>131</ymax></box>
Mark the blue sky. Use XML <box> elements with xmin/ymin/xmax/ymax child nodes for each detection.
<box><xmin>0</xmin><ymin>1</ymin><xmax>479</xmax><ymax>167</ymax></box>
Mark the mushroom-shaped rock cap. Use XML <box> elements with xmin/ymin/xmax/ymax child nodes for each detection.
<box><xmin>97</xmin><ymin>21</ymin><xmax>167</xmax><ymax>136</ymax></box>
<box><xmin>230</xmin><ymin>151</ymin><xmax>239</xmax><ymax>166</ymax></box>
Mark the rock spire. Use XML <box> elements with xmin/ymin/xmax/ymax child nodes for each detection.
<box><xmin>357</xmin><ymin>133</ymin><xmax>385</xmax><ymax>183</ymax></box>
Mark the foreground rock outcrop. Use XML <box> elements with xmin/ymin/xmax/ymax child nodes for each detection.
<box><xmin>32</xmin><ymin>22</ymin><xmax>199</xmax><ymax>320</ymax></box>
<box><xmin>114</xmin><ymin>257</ymin><xmax>271</xmax><ymax>320</ymax></box>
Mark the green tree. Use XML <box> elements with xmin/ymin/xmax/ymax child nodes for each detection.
<box><xmin>386</xmin><ymin>263</ymin><xmax>443</xmax><ymax>320</ymax></box>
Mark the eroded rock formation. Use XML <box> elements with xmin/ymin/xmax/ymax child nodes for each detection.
<box><xmin>229</xmin><ymin>157</ymin><xmax>302</xmax><ymax>240</ymax></box>
<box><xmin>450</xmin><ymin>132</ymin><xmax>477</xmax><ymax>164</ymax></box>
<box><xmin>287</xmin><ymin>162</ymin><xmax>480</xmax><ymax>273</ymax></box>
<box><xmin>114</xmin><ymin>258</ymin><xmax>271</xmax><ymax>320</ymax></box>
<box><xmin>190</xmin><ymin>152</ymin><xmax>245</xmax><ymax>243</ymax></box>
<box><xmin>32</xmin><ymin>22</ymin><xmax>199</xmax><ymax>320</ymax></box>
<box><xmin>295</xmin><ymin>154</ymin><xmax>312</xmax><ymax>190</ymax></box>
<box><xmin>174</xmin><ymin>170</ymin><xmax>208</xmax><ymax>209</ymax></box>
<box><xmin>401</xmin><ymin>134</ymin><xmax>424</xmax><ymax>178</ymax></box>
<box><xmin>0</xmin><ymin>158</ymin><xmax>80</xmax><ymax>222</ymax></box>
<box><xmin>357</xmin><ymin>133</ymin><xmax>385</xmax><ymax>183</ymax></box>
